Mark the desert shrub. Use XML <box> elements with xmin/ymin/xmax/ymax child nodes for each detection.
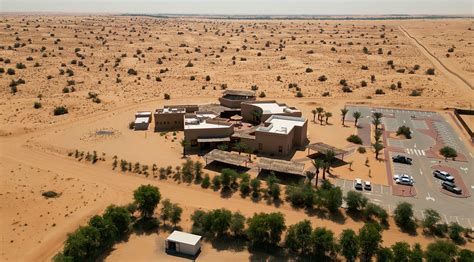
<box><xmin>396</xmin><ymin>68</ymin><xmax>405</xmax><ymax>73</ymax></box>
<box><xmin>295</xmin><ymin>91</ymin><xmax>304</xmax><ymax>97</ymax></box>
<box><xmin>185</xmin><ymin>61</ymin><xmax>193</xmax><ymax>67</ymax></box>
<box><xmin>16</xmin><ymin>63</ymin><xmax>26</xmax><ymax>69</ymax></box>
<box><xmin>357</xmin><ymin>147</ymin><xmax>366</xmax><ymax>153</ymax></box>
<box><xmin>321</xmin><ymin>91</ymin><xmax>330</xmax><ymax>97</ymax></box>
<box><xmin>128</xmin><ymin>121</ymin><xmax>135</xmax><ymax>130</ymax></box>
<box><xmin>0</xmin><ymin>68</ymin><xmax>4</xmax><ymax>73</ymax></box>
<box><xmin>259</xmin><ymin>92</ymin><xmax>266</xmax><ymax>98</ymax></box>
<box><xmin>7</xmin><ymin>68</ymin><xmax>15</xmax><ymax>75</ymax></box>
<box><xmin>34</xmin><ymin>101</ymin><xmax>42</xmax><ymax>109</ymax></box>
<box><xmin>342</xmin><ymin>86</ymin><xmax>352</xmax><ymax>93</ymax></box>
<box><xmin>305</xmin><ymin>67</ymin><xmax>313</xmax><ymax>73</ymax></box>
<box><xmin>339</xmin><ymin>79</ymin><xmax>347</xmax><ymax>86</ymax></box>
<box><xmin>410</xmin><ymin>90</ymin><xmax>422</xmax><ymax>96</ymax></box>
<box><xmin>53</xmin><ymin>106</ymin><xmax>68</xmax><ymax>116</ymax></box>
<box><xmin>190</xmin><ymin>75</ymin><xmax>195</xmax><ymax>81</ymax></box>
<box><xmin>164</xmin><ymin>93</ymin><xmax>170</xmax><ymax>100</ymax></box>
<box><xmin>390</xmin><ymin>84</ymin><xmax>397</xmax><ymax>90</ymax></box>
<box><xmin>375</xmin><ymin>89</ymin><xmax>385</xmax><ymax>95</ymax></box>
<box><xmin>396</xmin><ymin>125</ymin><xmax>412</xmax><ymax>139</ymax></box>
<box><xmin>347</xmin><ymin>135</ymin><xmax>363</xmax><ymax>144</ymax></box>
<box><xmin>426</xmin><ymin>68</ymin><xmax>435</xmax><ymax>75</ymax></box>
<box><xmin>318</xmin><ymin>75</ymin><xmax>327</xmax><ymax>82</ymax></box>
<box><xmin>361</xmin><ymin>80</ymin><xmax>367</xmax><ymax>87</ymax></box>
<box><xmin>42</xmin><ymin>191</ymin><xmax>60</xmax><ymax>198</ymax></box>
<box><xmin>127</xmin><ymin>68</ymin><xmax>137</xmax><ymax>75</ymax></box>
<box><xmin>361</xmin><ymin>65</ymin><xmax>368</xmax><ymax>70</ymax></box>
<box><xmin>205</xmin><ymin>75</ymin><xmax>211</xmax><ymax>81</ymax></box>
<box><xmin>413</xmin><ymin>64</ymin><xmax>420</xmax><ymax>70</ymax></box>
<box><xmin>63</xmin><ymin>87</ymin><xmax>70</xmax><ymax>93</ymax></box>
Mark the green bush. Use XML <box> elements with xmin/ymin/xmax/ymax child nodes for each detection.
<box><xmin>357</xmin><ymin>147</ymin><xmax>366</xmax><ymax>153</ymax></box>
<box><xmin>347</xmin><ymin>135</ymin><xmax>363</xmax><ymax>144</ymax></box>
<box><xmin>53</xmin><ymin>106</ymin><xmax>68</xmax><ymax>116</ymax></box>
<box><xmin>396</xmin><ymin>125</ymin><xmax>412</xmax><ymax>139</ymax></box>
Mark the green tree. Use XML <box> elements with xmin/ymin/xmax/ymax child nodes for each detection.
<box><xmin>170</xmin><ymin>203</ymin><xmax>182</xmax><ymax>227</ymax></box>
<box><xmin>230</xmin><ymin>212</ymin><xmax>246</xmax><ymax>236</ymax></box>
<box><xmin>458</xmin><ymin>249</ymin><xmax>474</xmax><ymax>262</ymax></box>
<box><xmin>316</xmin><ymin>107</ymin><xmax>324</xmax><ymax>125</ymax></box>
<box><xmin>448</xmin><ymin>222</ymin><xmax>465</xmax><ymax>244</ymax></box>
<box><xmin>424</xmin><ymin>240</ymin><xmax>457</xmax><ymax>262</ymax></box>
<box><xmin>372</xmin><ymin>112</ymin><xmax>383</xmax><ymax>130</ymax></box>
<box><xmin>160</xmin><ymin>199</ymin><xmax>173</xmax><ymax>226</ymax></box>
<box><xmin>250</xmin><ymin>178</ymin><xmax>261</xmax><ymax>198</ymax></box>
<box><xmin>133</xmin><ymin>185</ymin><xmax>161</xmax><ymax>218</ymax></box>
<box><xmin>394</xmin><ymin>202</ymin><xmax>416</xmax><ymax>233</ymax></box>
<box><xmin>359</xmin><ymin>223</ymin><xmax>383</xmax><ymax>262</ymax></box>
<box><xmin>345</xmin><ymin>190</ymin><xmax>368</xmax><ymax>213</ymax></box>
<box><xmin>285</xmin><ymin>220</ymin><xmax>312</xmax><ymax>255</ymax></box>
<box><xmin>377</xmin><ymin>247</ymin><xmax>394</xmax><ymax>262</ymax></box>
<box><xmin>88</xmin><ymin>215</ymin><xmax>118</xmax><ymax>250</ymax></box>
<box><xmin>181</xmin><ymin>159</ymin><xmax>194</xmax><ymax>183</ymax></box>
<box><xmin>311</xmin><ymin>109</ymin><xmax>317</xmax><ymax>122</ymax></box>
<box><xmin>103</xmin><ymin>205</ymin><xmax>131</xmax><ymax>237</ymax></box>
<box><xmin>251</xmin><ymin>109</ymin><xmax>262</xmax><ymax>123</ymax></box>
<box><xmin>439</xmin><ymin>146</ymin><xmax>457</xmax><ymax>160</ymax></box>
<box><xmin>341</xmin><ymin>108</ymin><xmax>349</xmax><ymax>126</ymax></box>
<box><xmin>422</xmin><ymin>209</ymin><xmax>441</xmax><ymax>235</ymax></box>
<box><xmin>208</xmin><ymin>209</ymin><xmax>232</xmax><ymax>236</ymax></box>
<box><xmin>373</xmin><ymin>142</ymin><xmax>384</xmax><ymax>160</ymax></box>
<box><xmin>396</xmin><ymin>125</ymin><xmax>412</xmax><ymax>139</ymax></box>
<box><xmin>239</xmin><ymin>180</ymin><xmax>251</xmax><ymax>196</ymax></box>
<box><xmin>312</xmin><ymin>159</ymin><xmax>324</xmax><ymax>187</ymax></box>
<box><xmin>212</xmin><ymin>175</ymin><xmax>221</xmax><ymax>190</ymax></box>
<box><xmin>392</xmin><ymin>241</ymin><xmax>411</xmax><ymax>262</ymax></box>
<box><xmin>352</xmin><ymin>111</ymin><xmax>362</xmax><ymax>127</ymax></box>
<box><xmin>339</xmin><ymin>229</ymin><xmax>359</xmax><ymax>262</ymax></box>
<box><xmin>220</xmin><ymin>168</ymin><xmax>234</xmax><ymax>189</ymax></box>
<box><xmin>194</xmin><ymin>161</ymin><xmax>203</xmax><ymax>183</ymax></box>
<box><xmin>310</xmin><ymin>227</ymin><xmax>338</xmax><ymax>259</ymax></box>
<box><xmin>201</xmin><ymin>174</ymin><xmax>211</xmax><ymax>188</ymax></box>
<box><xmin>247</xmin><ymin>212</ymin><xmax>286</xmax><ymax>249</ymax></box>
<box><xmin>61</xmin><ymin>225</ymin><xmax>101</xmax><ymax>260</ymax></box>
<box><xmin>233</xmin><ymin>142</ymin><xmax>248</xmax><ymax>155</ymax></box>
<box><xmin>305</xmin><ymin>170</ymin><xmax>315</xmax><ymax>186</ymax></box>
<box><xmin>409</xmin><ymin>243</ymin><xmax>423</xmax><ymax>262</ymax></box>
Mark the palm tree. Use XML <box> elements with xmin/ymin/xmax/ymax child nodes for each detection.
<box><xmin>305</xmin><ymin>170</ymin><xmax>315</xmax><ymax>185</ymax></box>
<box><xmin>323</xmin><ymin>149</ymin><xmax>335</xmax><ymax>179</ymax></box>
<box><xmin>341</xmin><ymin>108</ymin><xmax>349</xmax><ymax>126</ymax></box>
<box><xmin>180</xmin><ymin>139</ymin><xmax>188</xmax><ymax>158</ymax></box>
<box><xmin>311</xmin><ymin>109</ymin><xmax>317</xmax><ymax>123</ymax></box>
<box><xmin>352</xmin><ymin>111</ymin><xmax>362</xmax><ymax>127</ymax></box>
<box><xmin>372</xmin><ymin>112</ymin><xmax>383</xmax><ymax>130</ymax></box>
<box><xmin>312</xmin><ymin>159</ymin><xmax>324</xmax><ymax>187</ymax></box>
<box><xmin>374</xmin><ymin>129</ymin><xmax>383</xmax><ymax>143</ymax></box>
<box><xmin>373</xmin><ymin>142</ymin><xmax>384</xmax><ymax>160</ymax></box>
<box><xmin>316</xmin><ymin>107</ymin><xmax>324</xmax><ymax>124</ymax></box>
<box><xmin>324</xmin><ymin>112</ymin><xmax>333</xmax><ymax>124</ymax></box>
<box><xmin>251</xmin><ymin>109</ymin><xmax>262</xmax><ymax>123</ymax></box>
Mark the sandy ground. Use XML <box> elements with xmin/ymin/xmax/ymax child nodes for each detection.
<box><xmin>459</xmin><ymin>114</ymin><xmax>474</xmax><ymax>132</ymax></box>
<box><xmin>1</xmin><ymin>16</ymin><xmax>474</xmax><ymax>261</ymax></box>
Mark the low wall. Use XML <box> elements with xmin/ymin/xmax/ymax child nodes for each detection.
<box><xmin>454</xmin><ymin>108</ymin><xmax>474</xmax><ymax>142</ymax></box>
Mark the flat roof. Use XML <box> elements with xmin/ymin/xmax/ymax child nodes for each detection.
<box><xmin>248</xmin><ymin>102</ymin><xmax>300</xmax><ymax>114</ymax></box>
<box><xmin>167</xmin><ymin>231</ymin><xmax>201</xmax><ymax>246</ymax></box>
<box><xmin>203</xmin><ymin>149</ymin><xmax>248</xmax><ymax>167</ymax></box>
<box><xmin>135</xmin><ymin>116</ymin><xmax>150</xmax><ymax>124</ymax></box>
<box><xmin>306</xmin><ymin>142</ymin><xmax>349</xmax><ymax>156</ymax></box>
<box><xmin>223</xmin><ymin>89</ymin><xmax>255</xmax><ymax>97</ymax></box>
<box><xmin>185</xmin><ymin>120</ymin><xmax>230</xmax><ymax>129</ymax></box>
<box><xmin>197</xmin><ymin>137</ymin><xmax>231</xmax><ymax>143</ymax></box>
<box><xmin>257</xmin><ymin>157</ymin><xmax>305</xmax><ymax>176</ymax></box>
<box><xmin>257</xmin><ymin>115</ymin><xmax>306</xmax><ymax>134</ymax></box>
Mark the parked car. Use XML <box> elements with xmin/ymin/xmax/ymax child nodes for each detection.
<box><xmin>441</xmin><ymin>181</ymin><xmax>462</xmax><ymax>194</ymax></box>
<box><xmin>392</xmin><ymin>155</ymin><xmax>413</xmax><ymax>165</ymax></box>
<box><xmin>394</xmin><ymin>174</ymin><xmax>414</xmax><ymax>186</ymax></box>
<box><xmin>433</xmin><ymin>170</ymin><xmax>455</xmax><ymax>182</ymax></box>
<box><xmin>355</xmin><ymin>178</ymin><xmax>363</xmax><ymax>190</ymax></box>
<box><xmin>364</xmin><ymin>181</ymin><xmax>372</xmax><ymax>191</ymax></box>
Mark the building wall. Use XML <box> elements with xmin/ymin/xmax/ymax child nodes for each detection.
<box><xmin>219</xmin><ymin>96</ymin><xmax>256</xmax><ymax>108</ymax></box>
<box><xmin>154</xmin><ymin>112</ymin><xmax>185</xmax><ymax>131</ymax></box>
<box><xmin>292</xmin><ymin>121</ymin><xmax>308</xmax><ymax>147</ymax></box>
<box><xmin>166</xmin><ymin>240</ymin><xmax>201</xmax><ymax>256</ymax></box>
<box><xmin>184</xmin><ymin>126</ymin><xmax>234</xmax><ymax>147</ymax></box>
<box><xmin>134</xmin><ymin>122</ymin><xmax>149</xmax><ymax>131</ymax></box>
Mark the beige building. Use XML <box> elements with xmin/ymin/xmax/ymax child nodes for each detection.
<box><xmin>241</xmin><ymin>101</ymin><xmax>302</xmax><ymax>123</ymax></box>
<box><xmin>219</xmin><ymin>89</ymin><xmax>256</xmax><ymax>108</ymax></box>
<box><xmin>184</xmin><ymin>112</ymin><xmax>234</xmax><ymax>149</ymax></box>
<box><xmin>134</xmin><ymin>111</ymin><xmax>152</xmax><ymax>131</ymax></box>
<box><xmin>239</xmin><ymin>115</ymin><xmax>308</xmax><ymax>156</ymax></box>
<box><xmin>154</xmin><ymin>105</ymin><xmax>199</xmax><ymax>131</ymax></box>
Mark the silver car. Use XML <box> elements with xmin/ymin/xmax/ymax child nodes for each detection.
<box><xmin>394</xmin><ymin>174</ymin><xmax>414</xmax><ymax>186</ymax></box>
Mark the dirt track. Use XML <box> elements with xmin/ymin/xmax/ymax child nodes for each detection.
<box><xmin>399</xmin><ymin>26</ymin><xmax>473</xmax><ymax>91</ymax></box>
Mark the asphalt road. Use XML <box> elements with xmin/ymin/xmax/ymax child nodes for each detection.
<box><xmin>344</xmin><ymin>106</ymin><xmax>474</xmax><ymax>228</ymax></box>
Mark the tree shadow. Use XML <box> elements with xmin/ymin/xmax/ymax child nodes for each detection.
<box><xmin>209</xmin><ymin>235</ymin><xmax>248</xmax><ymax>252</ymax></box>
<box><xmin>132</xmin><ymin>217</ymin><xmax>160</xmax><ymax>236</ymax></box>
<box><xmin>248</xmin><ymin>245</ymin><xmax>290</xmax><ymax>262</ymax></box>
<box><xmin>220</xmin><ymin>187</ymin><xmax>234</xmax><ymax>198</ymax></box>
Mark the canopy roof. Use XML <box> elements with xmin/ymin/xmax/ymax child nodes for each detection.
<box><xmin>203</xmin><ymin>149</ymin><xmax>248</xmax><ymax>167</ymax></box>
<box><xmin>306</xmin><ymin>142</ymin><xmax>348</xmax><ymax>156</ymax></box>
<box><xmin>223</xmin><ymin>89</ymin><xmax>255</xmax><ymax>97</ymax></box>
<box><xmin>256</xmin><ymin>157</ymin><xmax>305</xmax><ymax>176</ymax></box>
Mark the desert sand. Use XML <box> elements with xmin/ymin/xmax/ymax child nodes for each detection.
<box><xmin>1</xmin><ymin>15</ymin><xmax>473</xmax><ymax>261</ymax></box>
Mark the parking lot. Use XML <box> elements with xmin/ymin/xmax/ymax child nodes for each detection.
<box><xmin>345</xmin><ymin>106</ymin><xmax>474</xmax><ymax>228</ymax></box>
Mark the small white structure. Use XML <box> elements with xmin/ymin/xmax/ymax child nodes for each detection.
<box><xmin>165</xmin><ymin>230</ymin><xmax>202</xmax><ymax>256</ymax></box>
<box><xmin>134</xmin><ymin>111</ymin><xmax>152</xmax><ymax>130</ymax></box>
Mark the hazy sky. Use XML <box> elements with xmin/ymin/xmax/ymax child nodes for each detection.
<box><xmin>1</xmin><ymin>0</ymin><xmax>473</xmax><ymax>15</ymax></box>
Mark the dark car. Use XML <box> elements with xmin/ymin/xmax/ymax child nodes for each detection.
<box><xmin>392</xmin><ymin>155</ymin><xmax>413</xmax><ymax>165</ymax></box>
<box><xmin>433</xmin><ymin>170</ymin><xmax>455</xmax><ymax>182</ymax></box>
<box><xmin>441</xmin><ymin>181</ymin><xmax>462</xmax><ymax>194</ymax></box>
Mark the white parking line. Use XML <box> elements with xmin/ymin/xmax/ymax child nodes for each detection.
<box><xmin>456</xmin><ymin>216</ymin><xmax>460</xmax><ymax>223</ymax></box>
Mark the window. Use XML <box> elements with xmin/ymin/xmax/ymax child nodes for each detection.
<box><xmin>278</xmin><ymin>146</ymin><xmax>283</xmax><ymax>153</ymax></box>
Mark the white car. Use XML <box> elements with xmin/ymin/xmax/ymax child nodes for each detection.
<box><xmin>354</xmin><ymin>178</ymin><xmax>363</xmax><ymax>190</ymax></box>
<box><xmin>364</xmin><ymin>181</ymin><xmax>372</xmax><ymax>191</ymax></box>
<box><xmin>395</xmin><ymin>174</ymin><xmax>414</xmax><ymax>186</ymax></box>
